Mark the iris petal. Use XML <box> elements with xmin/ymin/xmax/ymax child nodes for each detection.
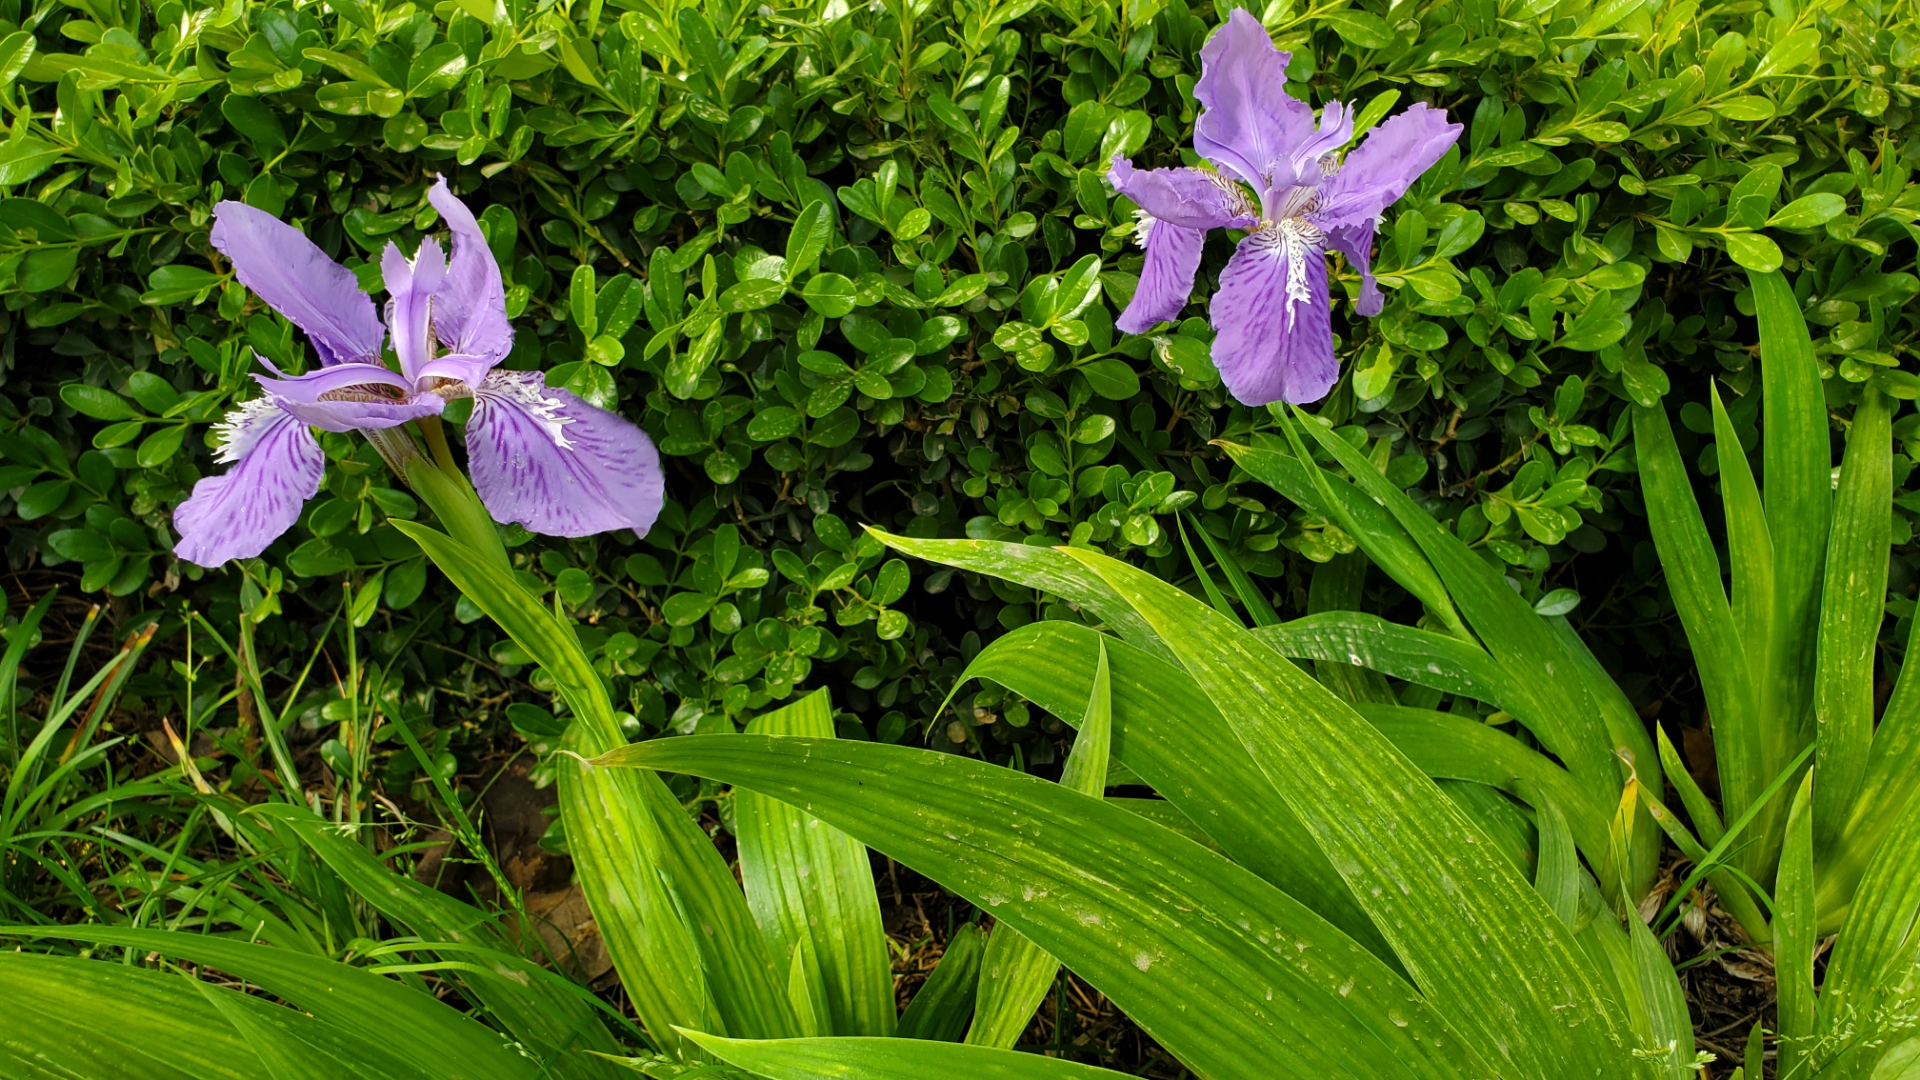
<box><xmin>1108</xmin><ymin>156</ymin><xmax>1259</xmax><ymax>231</ymax></box>
<box><xmin>173</xmin><ymin>398</ymin><xmax>325</xmax><ymax>566</ymax></box>
<box><xmin>1312</xmin><ymin>103</ymin><xmax>1464</xmax><ymax>231</ymax></box>
<box><xmin>1211</xmin><ymin>228</ymin><xmax>1337</xmax><ymax>406</ymax></box>
<box><xmin>384</xmin><ymin>238</ymin><xmax>447</xmax><ymax>383</ymax></box>
<box><xmin>466</xmin><ymin>371</ymin><xmax>665</xmax><ymax>538</ymax></box>
<box><xmin>1192</xmin><ymin>9</ymin><xmax>1313</xmax><ymax>190</ymax></box>
<box><xmin>1325</xmin><ymin>222</ymin><xmax>1383</xmax><ymax>317</ymax></box>
<box><xmin>254</xmin><ymin>360</ymin><xmax>445</xmax><ymax>432</ymax></box>
<box><xmin>1118</xmin><ymin>221</ymin><xmax>1209</xmax><ymax>334</ymax></box>
<box><xmin>428</xmin><ymin>176</ymin><xmax>515</xmax><ymax>369</ymax></box>
<box><xmin>209</xmin><ymin>202</ymin><xmax>385</xmax><ymax>368</ymax></box>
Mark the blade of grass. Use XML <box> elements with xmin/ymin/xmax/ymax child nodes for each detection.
<box><xmin>1185</xmin><ymin>510</ymin><xmax>1280</xmax><ymax>626</ymax></box>
<box><xmin>1175</xmin><ymin>514</ymin><xmax>1240</xmax><ymax>625</ymax></box>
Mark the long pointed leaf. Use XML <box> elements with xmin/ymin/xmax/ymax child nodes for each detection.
<box><xmin>685</xmin><ymin>1030</ymin><xmax>1132</xmax><ymax>1079</ymax></box>
<box><xmin>595</xmin><ymin>734</ymin><xmax>1496</xmax><ymax>1080</ymax></box>
<box><xmin>1354</xmin><ymin>704</ymin><xmax>1608</xmax><ymax>860</ymax></box>
<box><xmin>968</xmin><ymin>643</ymin><xmax>1111</xmax><ymax>1048</ymax></box>
<box><xmin>1710</xmin><ymin>383</ymin><xmax>1776</xmax><ymax>680</ymax></box>
<box><xmin>1287</xmin><ymin>417</ymin><xmax>1619</xmax><ymax>801</ymax></box>
<box><xmin>249</xmin><ymin>804</ymin><xmax>630</xmax><ymax>1077</ymax></box>
<box><xmin>895</xmin><ymin>922</ymin><xmax>983</xmax><ymax>1041</ymax></box>
<box><xmin>737</xmin><ymin>688</ymin><xmax>894</xmax><ymax>1037</ymax></box>
<box><xmin>1052</xmin><ymin>543</ymin><xmax>1641</xmax><ymax>1079</ymax></box>
<box><xmin>951</xmin><ymin>619</ymin><xmax>1391</xmax><ymax>958</ymax></box>
<box><xmin>1816</xmin><ymin>784</ymin><xmax>1920</xmax><ymax>1072</ymax></box>
<box><xmin>1217</xmin><ymin>440</ymin><xmax>1464</xmax><ymax>635</ymax></box>
<box><xmin>1773</xmin><ymin>774</ymin><xmax>1817</xmax><ymax>1080</ymax></box>
<box><xmin>0</xmin><ymin>953</ymin><xmax>263</xmax><ymax>1080</ymax></box>
<box><xmin>2</xmin><ymin>925</ymin><xmax>540</xmax><ymax>1080</ymax></box>
<box><xmin>1753</xmin><ymin>269</ymin><xmax>1831</xmax><ymax>786</ymax></box>
<box><xmin>1829</xmin><ymin>608</ymin><xmax>1920</xmax><ymax>921</ymax></box>
<box><xmin>1634</xmin><ymin>401</ymin><xmax>1765</xmax><ymax>855</ymax></box>
<box><xmin>1254</xmin><ymin>613</ymin><xmax>1523</xmax><ymax>716</ymax></box>
<box><xmin>1813</xmin><ymin>387</ymin><xmax>1891</xmax><ymax>850</ymax></box>
<box><xmin>394</xmin><ymin>519</ymin><xmax>796</xmax><ymax>1047</ymax></box>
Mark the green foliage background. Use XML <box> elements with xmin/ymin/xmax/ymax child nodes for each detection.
<box><xmin>0</xmin><ymin>0</ymin><xmax>1913</xmax><ymax>779</ymax></box>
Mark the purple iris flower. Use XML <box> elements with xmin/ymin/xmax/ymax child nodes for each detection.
<box><xmin>1110</xmin><ymin>9</ymin><xmax>1462</xmax><ymax>406</ymax></box>
<box><xmin>173</xmin><ymin>176</ymin><xmax>664</xmax><ymax>567</ymax></box>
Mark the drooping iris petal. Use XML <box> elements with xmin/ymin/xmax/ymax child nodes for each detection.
<box><xmin>383</xmin><ymin>238</ymin><xmax>447</xmax><ymax>382</ymax></box>
<box><xmin>209</xmin><ymin>202</ymin><xmax>385</xmax><ymax>368</ymax></box>
<box><xmin>1192</xmin><ymin>8</ymin><xmax>1313</xmax><ymax>191</ymax></box>
<box><xmin>1324</xmin><ymin>222</ymin><xmax>1383</xmax><ymax>316</ymax></box>
<box><xmin>1210</xmin><ymin>227</ymin><xmax>1337</xmax><ymax>406</ymax></box>
<box><xmin>1311</xmin><ymin>103</ymin><xmax>1464</xmax><ymax>231</ymax></box>
<box><xmin>254</xmin><ymin>360</ymin><xmax>445</xmax><ymax>432</ymax></box>
<box><xmin>466</xmin><ymin>370</ymin><xmax>664</xmax><ymax>538</ymax></box>
<box><xmin>1117</xmin><ymin>221</ymin><xmax>1208</xmax><ymax>334</ymax></box>
<box><xmin>173</xmin><ymin>398</ymin><xmax>325</xmax><ymax>566</ymax></box>
<box><xmin>427</xmin><ymin>176</ymin><xmax>514</xmax><ymax>370</ymax></box>
<box><xmin>1108</xmin><ymin>155</ymin><xmax>1259</xmax><ymax>231</ymax></box>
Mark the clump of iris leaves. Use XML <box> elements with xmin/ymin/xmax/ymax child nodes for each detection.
<box><xmin>0</xmin><ymin>0</ymin><xmax>1917</xmax><ymax>1077</ymax></box>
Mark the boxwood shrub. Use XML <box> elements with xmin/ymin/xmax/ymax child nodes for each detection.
<box><xmin>0</xmin><ymin>0</ymin><xmax>1913</xmax><ymax>773</ymax></box>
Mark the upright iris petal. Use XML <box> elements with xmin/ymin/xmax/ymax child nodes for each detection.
<box><xmin>174</xmin><ymin>176</ymin><xmax>666</xmax><ymax>567</ymax></box>
<box><xmin>1108</xmin><ymin>10</ymin><xmax>1461</xmax><ymax>406</ymax></box>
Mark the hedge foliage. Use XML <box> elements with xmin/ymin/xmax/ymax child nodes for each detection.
<box><xmin>0</xmin><ymin>0</ymin><xmax>1914</xmax><ymax>775</ymax></box>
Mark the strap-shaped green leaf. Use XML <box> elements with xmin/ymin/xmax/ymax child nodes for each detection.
<box><xmin>1816</xmin><ymin>781</ymin><xmax>1920</xmax><ymax>1071</ymax></box>
<box><xmin>1</xmin><ymin>926</ymin><xmax>540</xmax><ymax>1080</ymax></box>
<box><xmin>968</xmin><ymin>642</ymin><xmax>1111</xmax><ymax>1048</ymax></box>
<box><xmin>395</xmin><ymin>518</ymin><xmax>797</xmax><ymax>1048</ymax></box>
<box><xmin>194</xmin><ymin>976</ymin><xmax>422</xmax><ymax>1080</ymax></box>
<box><xmin>737</xmin><ymin>688</ymin><xmax>895</xmax><ymax>1037</ymax></box>
<box><xmin>595</xmin><ymin>734</ymin><xmax>1494</xmax><ymax>1080</ymax></box>
<box><xmin>1813</xmin><ymin>388</ymin><xmax>1891</xmax><ymax>851</ymax></box>
<box><xmin>1305</xmin><ymin>556</ymin><xmax>1396</xmax><ymax>704</ymax></box>
<box><xmin>1286</xmin><ymin>417</ymin><xmax>1621</xmax><ymax>807</ymax></box>
<box><xmin>0</xmin><ymin>953</ymin><xmax>261</xmax><ymax>1080</ymax></box>
<box><xmin>1752</xmin><ymin>271</ymin><xmax>1831</xmax><ymax>804</ymax></box>
<box><xmin>1051</xmin><ymin>544</ymin><xmax>1642</xmax><ymax>1079</ymax></box>
<box><xmin>684</xmin><ymin>1030</ymin><xmax>1133</xmax><ymax>1079</ymax></box>
<box><xmin>1709</xmin><ymin>383</ymin><xmax>1775</xmax><ymax>686</ymax></box>
<box><xmin>1773</xmin><ymin>775</ymin><xmax>1818</xmax><ymax>1080</ymax></box>
<box><xmin>1633</xmin><ymin>401</ymin><xmax>1763</xmax><ymax>842</ymax></box>
<box><xmin>1829</xmin><ymin>604</ymin><xmax>1920</xmax><ymax>922</ymax></box>
<box><xmin>1355</xmin><ymin>704</ymin><xmax>1608</xmax><ymax>862</ymax></box>
<box><xmin>953</xmin><ymin>620</ymin><xmax>1391</xmax><ymax>959</ymax></box>
<box><xmin>249</xmin><ymin>804</ymin><xmax>631</xmax><ymax>1078</ymax></box>
<box><xmin>1217</xmin><ymin>439</ymin><xmax>1464</xmax><ymax>637</ymax></box>
<box><xmin>895</xmin><ymin>922</ymin><xmax>983</xmax><ymax>1041</ymax></box>
<box><xmin>1254</xmin><ymin>612</ymin><xmax>1524</xmax><ymax>717</ymax></box>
